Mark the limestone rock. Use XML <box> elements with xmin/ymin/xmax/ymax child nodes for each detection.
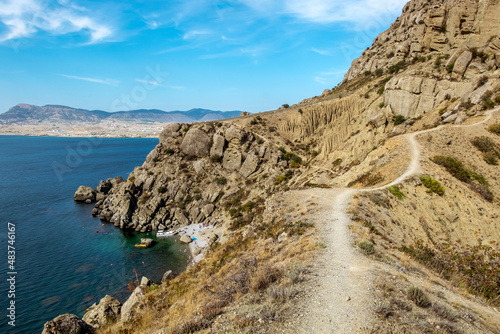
<box><xmin>180</xmin><ymin>128</ymin><xmax>211</xmax><ymax>157</ymax></box>
<box><xmin>83</xmin><ymin>295</ymin><xmax>121</xmax><ymax>328</ymax></box>
<box><xmin>120</xmin><ymin>277</ymin><xmax>151</xmax><ymax>324</ymax></box>
<box><xmin>202</xmin><ymin>204</ymin><xmax>215</xmax><ymax>217</ymax></box>
<box><xmin>239</xmin><ymin>153</ymin><xmax>260</xmax><ymax>178</ymax></box>
<box><xmin>42</xmin><ymin>314</ymin><xmax>95</xmax><ymax>334</ymax></box>
<box><xmin>210</xmin><ymin>134</ymin><xmax>225</xmax><ymax>158</ymax></box>
<box><xmin>496</xmin><ymin>53</ymin><xmax>500</xmax><ymax>68</ymax></box>
<box><xmin>73</xmin><ymin>186</ymin><xmax>96</xmax><ymax>202</ymax></box>
<box><xmin>180</xmin><ymin>235</ymin><xmax>192</xmax><ymax>244</ymax></box>
<box><xmin>97</xmin><ymin>180</ymin><xmax>112</xmax><ymax>194</ymax></box>
<box><xmin>452</xmin><ymin>51</ymin><xmax>473</xmax><ymax>79</ymax></box>
<box><xmin>369</xmin><ymin>112</ymin><xmax>387</xmax><ymax>128</ymax></box>
<box><xmin>223</xmin><ymin>149</ymin><xmax>242</xmax><ymax>170</ymax></box>
<box><xmin>159</xmin><ymin>123</ymin><xmax>181</xmax><ymax>144</ymax></box>
<box><xmin>91</xmin><ymin>208</ymin><xmax>100</xmax><ymax>217</ymax></box>
<box><xmin>225</xmin><ymin>126</ymin><xmax>246</xmax><ymax>143</ymax></box>
<box><xmin>193</xmin><ymin>160</ymin><xmax>205</xmax><ymax>174</ymax></box>
<box><xmin>140</xmin><ymin>238</ymin><xmax>155</xmax><ymax>247</ymax></box>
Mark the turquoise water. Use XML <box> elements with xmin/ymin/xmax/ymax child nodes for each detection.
<box><xmin>0</xmin><ymin>136</ymin><xmax>189</xmax><ymax>333</ymax></box>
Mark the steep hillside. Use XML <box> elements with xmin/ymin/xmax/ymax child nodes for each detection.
<box><xmin>44</xmin><ymin>0</ymin><xmax>500</xmax><ymax>333</ymax></box>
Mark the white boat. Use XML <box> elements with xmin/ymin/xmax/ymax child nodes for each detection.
<box><xmin>156</xmin><ymin>230</ymin><xmax>178</xmax><ymax>238</ymax></box>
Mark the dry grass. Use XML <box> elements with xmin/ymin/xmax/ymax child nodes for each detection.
<box><xmin>97</xmin><ymin>212</ymin><xmax>319</xmax><ymax>334</ymax></box>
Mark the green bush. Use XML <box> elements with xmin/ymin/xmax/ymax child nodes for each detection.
<box><xmin>388</xmin><ymin>60</ymin><xmax>405</xmax><ymax>74</ymax></box>
<box><xmin>420</xmin><ymin>176</ymin><xmax>445</xmax><ymax>195</ymax></box>
<box><xmin>488</xmin><ymin>123</ymin><xmax>500</xmax><ymax>135</ymax></box>
<box><xmin>282</xmin><ymin>104</ymin><xmax>289</xmax><ymax>108</ymax></box>
<box><xmin>211</xmin><ymin>155</ymin><xmax>223</xmax><ymax>163</ymax></box>
<box><xmin>157</xmin><ymin>186</ymin><xmax>167</xmax><ymax>194</ymax></box>
<box><xmin>358</xmin><ymin>241</ymin><xmax>375</xmax><ymax>255</ymax></box>
<box><xmin>214</xmin><ymin>176</ymin><xmax>227</xmax><ymax>185</ymax></box>
<box><xmin>446</xmin><ymin>63</ymin><xmax>454</xmax><ymax>73</ymax></box>
<box><xmin>394</xmin><ymin>115</ymin><xmax>406</xmax><ymax>125</ymax></box>
<box><xmin>387</xmin><ymin>185</ymin><xmax>405</xmax><ymax>199</ymax></box>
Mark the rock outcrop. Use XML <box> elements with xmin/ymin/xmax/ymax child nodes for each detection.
<box><xmin>73</xmin><ymin>186</ymin><xmax>96</xmax><ymax>202</ymax></box>
<box><xmin>42</xmin><ymin>314</ymin><xmax>95</xmax><ymax>334</ymax></box>
<box><xmin>120</xmin><ymin>277</ymin><xmax>151</xmax><ymax>324</ymax></box>
<box><xmin>83</xmin><ymin>295</ymin><xmax>121</xmax><ymax>328</ymax></box>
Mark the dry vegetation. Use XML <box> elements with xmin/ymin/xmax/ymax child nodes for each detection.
<box><xmin>97</xmin><ymin>197</ymin><xmax>321</xmax><ymax>334</ymax></box>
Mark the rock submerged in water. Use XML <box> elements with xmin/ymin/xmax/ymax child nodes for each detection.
<box><xmin>140</xmin><ymin>238</ymin><xmax>155</xmax><ymax>248</ymax></box>
<box><xmin>42</xmin><ymin>313</ymin><xmax>95</xmax><ymax>334</ymax></box>
<box><xmin>83</xmin><ymin>295</ymin><xmax>121</xmax><ymax>328</ymax></box>
<box><xmin>73</xmin><ymin>186</ymin><xmax>97</xmax><ymax>202</ymax></box>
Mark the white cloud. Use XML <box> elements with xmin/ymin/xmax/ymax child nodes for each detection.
<box><xmin>314</xmin><ymin>69</ymin><xmax>347</xmax><ymax>85</ymax></box>
<box><xmin>135</xmin><ymin>78</ymin><xmax>164</xmax><ymax>87</ymax></box>
<box><xmin>312</xmin><ymin>48</ymin><xmax>332</xmax><ymax>56</ymax></box>
<box><xmin>59</xmin><ymin>74</ymin><xmax>119</xmax><ymax>86</ymax></box>
<box><xmin>0</xmin><ymin>0</ymin><xmax>112</xmax><ymax>43</ymax></box>
<box><xmin>284</xmin><ymin>0</ymin><xmax>407</xmax><ymax>26</ymax></box>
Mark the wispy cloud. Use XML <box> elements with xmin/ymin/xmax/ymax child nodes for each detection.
<box><xmin>59</xmin><ymin>74</ymin><xmax>119</xmax><ymax>86</ymax></box>
<box><xmin>314</xmin><ymin>69</ymin><xmax>347</xmax><ymax>85</ymax></box>
<box><xmin>135</xmin><ymin>78</ymin><xmax>164</xmax><ymax>87</ymax></box>
<box><xmin>168</xmin><ymin>85</ymin><xmax>186</xmax><ymax>90</ymax></box>
<box><xmin>0</xmin><ymin>0</ymin><xmax>112</xmax><ymax>43</ymax></box>
<box><xmin>312</xmin><ymin>48</ymin><xmax>333</xmax><ymax>56</ymax></box>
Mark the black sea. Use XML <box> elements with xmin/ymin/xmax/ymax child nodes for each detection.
<box><xmin>0</xmin><ymin>135</ymin><xmax>189</xmax><ymax>333</ymax></box>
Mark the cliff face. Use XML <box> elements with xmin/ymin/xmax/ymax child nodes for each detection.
<box><xmin>92</xmin><ymin>121</ymin><xmax>297</xmax><ymax>232</ymax></box>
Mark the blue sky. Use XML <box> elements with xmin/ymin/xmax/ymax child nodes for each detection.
<box><xmin>0</xmin><ymin>0</ymin><xmax>408</xmax><ymax>113</ymax></box>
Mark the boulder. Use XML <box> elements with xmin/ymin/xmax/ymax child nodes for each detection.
<box><xmin>161</xmin><ymin>270</ymin><xmax>174</xmax><ymax>284</ymax></box>
<box><xmin>210</xmin><ymin>134</ymin><xmax>226</xmax><ymax>158</ymax></box>
<box><xmin>202</xmin><ymin>204</ymin><xmax>215</xmax><ymax>217</ymax></box>
<box><xmin>159</xmin><ymin>123</ymin><xmax>181</xmax><ymax>144</ymax></box>
<box><xmin>140</xmin><ymin>238</ymin><xmax>155</xmax><ymax>247</ymax></box>
<box><xmin>452</xmin><ymin>51</ymin><xmax>473</xmax><ymax>79</ymax></box>
<box><xmin>91</xmin><ymin>208</ymin><xmax>100</xmax><ymax>217</ymax></box>
<box><xmin>223</xmin><ymin>150</ymin><xmax>242</xmax><ymax>170</ymax></box>
<box><xmin>225</xmin><ymin>126</ymin><xmax>246</xmax><ymax>143</ymax></box>
<box><xmin>120</xmin><ymin>277</ymin><xmax>151</xmax><ymax>324</ymax></box>
<box><xmin>85</xmin><ymin>199</ymin><xmax>92</xmax><ymax>204</ymax></box>
<box><xmin>109</xmin><ymin>176</ymin><xmax>124</xmax><ymax>189</ymax></box>
<box><xmin>180</xmin><ymin>235</ymin><xmax>192</xmax><ymax>244</ymax></box>
<box><xmin>42</xmin><ymin>314</ymin><xmax>95</xmax><ymax>334</ymax></box>
<box><xmin>73</xmin><ymin>186</ymin><xmax>97</xmax><ymax>202</ymax></box>
<box><xmin>369</xmin><ymin>112</ymin><xmax>387</xmax><ymax>128</ymax></box>
<box><xmin>193</xmin><ymin>160</ymin><xmax>205</xmax><ymax>174</ymax></box>
<box><xmin>180</xmin><ymin>128</ymin><xmax>211</xmax><ymax>157</ymax></box>
<box><xmin>239</xmin><ymin>153</ymin><xmax>260</xmax><ymax>178</ymax></box>
<box><xmin>83</xmin><ymin>295</ymin><xmax>121</xmax><ymax>328</ymax></box>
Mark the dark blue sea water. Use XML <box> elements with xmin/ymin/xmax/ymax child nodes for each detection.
<box><xmin>0</xmin><ymin>136</ymin><xmax>189</xmax><ymax>334</ymax></box>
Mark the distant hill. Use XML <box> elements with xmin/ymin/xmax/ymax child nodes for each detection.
<box><xmin>0</xmin><ymin>104</ymin><xmax>244</xmax><ymax>125</ymax></box>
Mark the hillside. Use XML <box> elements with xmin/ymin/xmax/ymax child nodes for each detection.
<box><xmin>43</xmin><ymin>0</ymin><xmax>500</xmax><ymax>333</ymax></box>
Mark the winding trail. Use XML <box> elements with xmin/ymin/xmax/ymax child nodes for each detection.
<box><xmin>293</xmin><ymin>107</ymin><xmax>499</xmax><ymax>333</ymax></box>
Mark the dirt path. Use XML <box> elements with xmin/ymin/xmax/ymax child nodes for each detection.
<box><xmin>292</xmin><ymin>108</ymin><xmax>499</xmax><ymax>333</ymax></box>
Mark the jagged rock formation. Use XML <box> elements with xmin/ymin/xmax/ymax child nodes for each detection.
<box><xmin>82</xmin><ymin>295</ymin><xmax>121</xmax><ymax>328</ymax></box>
<box><xmin>88</xmin><ymin>122</ymin><xmax>293</xmax><ymax>232</ymax></box>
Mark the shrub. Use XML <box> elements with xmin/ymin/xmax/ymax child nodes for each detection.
<box><xmin>364</xmin><ymin>70</ymin><xmax>372</xmax><ymax>76</ymax></box>
<box><xmin>211</xmin><ymin>155</ymin><xmax>223</xmax><ymax>163</ymax></box>
<box><xmin>394</xmin><ymin>115</ymin><xmax>406</xmax><ymax>125</ymax></box>
<box><xmin>157</xmin><ymin>186</ymin><xmax>167</xmax><ymax>194</ymax></box>
<box><xmin>387</xmin><ymin>185</ymin><xmax>405</xmax><ymax>199</ymax></box>
<box><xmin>407</xmin><ymin>287</ymin><xmax>431</xmax><ymax>308</ymax></box>
<box><xmin>379</xmin><ymin>102</ymin><xmax>385</xmax><ymax>108</ymax></box>
<box><xmin>269</xmin><ymin>126</ymin><xmax>277</xmax><ymax>132</ymax></box>
<box><xmin>165</xmin><ymin>148</ymin><xmax>174</xmax><ymax>155</ymax></box>
<box><xmin>377</xmin><ymin>86</ymin><xmax>385</xmax><ymax>95</ymax></box>
<box><xmin>214</xmin><ymin>176</ymin><xmax>227</xmax><ymax>185</ymax></box>
<box><xmin>471</xmin><ymin>136</ymin><xmax>498</xmax><ymax>155</ymax></box>
<box><xmin>375</xmin><ymin>68</ymin><xmax>384</xmax><ymax>76</ymax></box>
<box><xmin>446</xmin><ymin>63</ymin><xmax>454</xmax><ymax>73</ymax></box>
<box><xmin>488</xmin><ymin>123</ymin><xmax>500</xmax><ymax>135</ymax></box>
<box><xmin>388</xmin><ymin>60</ymin><xmax>405</xmax><ymax>74</ymax></box>
<box><xmin>420</xmin><ymin>176</ymin><xmax>445</xmax><ymax>195</ymax></box>
<box><xmin>358</xmin><ymin>241</ymin><xmax>375</xmax><ymax>255</ymax></box>
<box><xmin>128</xmin><ymin>176</ymin><xmax>135</xmax><ymax>183</ymax></box>
<box><xmin>282</xmin><ymin>104</ymin><xmax>289</xmax><ymax>108</ymax></box>
<box><xmin>349</xmin><ymin>172</ymin><xmax>384</xmax><ymax>187</ymax></box>
<box><xmin>402</xmin><ymin>241</ymin><xmax>500</xmax><ymax>304</ymax></box>
<box><xmin>431</xmin><ymin>156</ymin><xmax>488</xmax><ymax>185</ymax></box>
<box><xmin>274</xmin><ymin>170</ymin><xmax>293</xmax><ymax>185</ymax></box>
<box><xmin>364</xmin><ymin>93</ymin><xmax>370</xmax><ymax>99</ymax></box>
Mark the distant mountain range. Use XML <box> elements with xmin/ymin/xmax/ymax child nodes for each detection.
<box><xmin>0</xmin><ymin>104</ymin><xmax>244</xmax><ymax>125</ymax></box>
